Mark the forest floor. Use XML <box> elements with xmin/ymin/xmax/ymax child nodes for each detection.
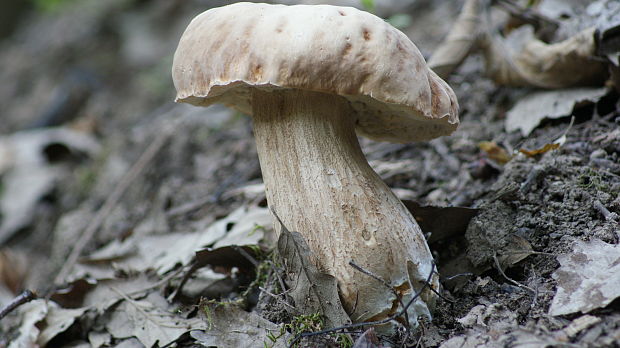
<box><xmin>0</xmin><ymin>0</ymin><xmax>619</xmax><ymax>347</ymax></box>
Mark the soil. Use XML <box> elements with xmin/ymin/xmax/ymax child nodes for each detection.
<box><xmin>1</xmin><ymin>0</ymin><xmax>619</xmax><ymax>347</ymax></box>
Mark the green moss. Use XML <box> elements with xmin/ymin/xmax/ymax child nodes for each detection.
<box><xmin>577</xmin><ymin>168</ymin><xmax>610</xmax><ymax>192</ymax></box>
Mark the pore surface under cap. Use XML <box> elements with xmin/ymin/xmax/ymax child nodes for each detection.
<box><xmin>172</xmin><ymin>2</ymin><xmax>459</xmax><ymax>142</ymax></box>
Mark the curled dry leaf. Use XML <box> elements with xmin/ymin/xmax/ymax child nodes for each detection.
<box><xmin>353</xmin><ymin>328</ymin><xmax>385</xmax><ymax>348</ymax></box>
<box><xmin>73</xmin><ymin>205</ymin><xmax>272</xmax><ymax>280</ymax></box>
<box><xmin>8</xmin><ymin>300</ymin><xmax>87</xmax><ymax>348</ymax></box>
<box><xmin>481</xmin><ymin>26</ymin><xmax>607</xmax><ymax>89</ymax></box>
<box><xmin>428</xmin><ymin>0</ymin><xmax>481</xmax><ymax>79</ymax></box>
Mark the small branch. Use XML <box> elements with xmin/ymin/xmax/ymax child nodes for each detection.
<box><xmin>0</xmin><ymin>290</ymin><xmax>37</xmax><ymax>321</ymax></box>
<box><xmin>493</xmin><ymin>253</ymin><xmax>535</xmax><ymax>294</ymax></box>
<box><xmin>441</xmin><ymin>272</ymin><xmax>474</xmax><ymax>282</ymax></box>
<box><xmin>594</xmin><ymin>200</ymin><xmax>619</xmax><ymax>222</ymax></box>
<box><xmin>519</xmin><ymin>165</ymin><xmax>544</xmax><ymax>194</ymax></box>
<box><xmin>258</xmin><ymin>286</ymin><xmax>295</xmax><ymax>310</ymax></box>
<box><xmin>426</xmin><ymin>282</ymin><xmax>455</xmax><ymax>304</ymax></box>
<box><xmin>266</xmin><ymin>260</ymin><xmax>289</xmax><ymax>298</ymax></box>
<box><xmin>234</xmin><ymin>245</ymin><xmax>260</xmax><ymax>267</ymax></box>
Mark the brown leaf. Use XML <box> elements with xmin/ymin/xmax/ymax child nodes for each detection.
<box><xmin>519</xmin><ymin>143</ymin><xmax>560</xmax><ymax>157</ymax></box>
<box><xmin>479</xmin><ymin>141</ymin><xmax>512</xmax><ymax>164</ymax></box>
<box><xmin>498</xmin><ymin>234</ymin><xmax>534</xmax><ymax>270</ymax></box>
<box><xmin>277</xmin><ymin>222</ymin><xmax>351</xmax><ymax>329</ymax></box>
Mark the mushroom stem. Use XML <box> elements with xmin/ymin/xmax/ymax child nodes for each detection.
<box><xmin>252</xmin><ymin>89</ymin><xmax>438</xmax><ymax>324</ymax></box>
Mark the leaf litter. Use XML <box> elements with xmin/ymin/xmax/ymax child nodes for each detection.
<box><xmin>549</xmin><ymin>239</ymin><xmax>620</xmax><ymax>316</ymax></box>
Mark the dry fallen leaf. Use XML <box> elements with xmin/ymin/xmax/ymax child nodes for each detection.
<box><xmin>105</xmin><ymin>293</ymin><xmax>205</xmax><ymax>347</ymax></box>
<box><xmin>277</xmin><ymin>225</ymin><xmax>351</xmax><ymax>329</ymax></box>
<box><xmin>553</xmin><ymin>315</ymin><xmax>601</xmax><ymax>342</ymax></box>
<box><xmin>549</xmin><ymin>239</ymin><xmax>620</xmax><ymax>316</ymax></box>
<box><xmin>519</xmin><ymin>143</ymin><xmax>560</xmax><ymax>157</ymax></box>
<box><xmin>8</xmin><ymin>299</ymin><xmax>88</xmax><ymax>348</ymax></box>
<box><xmin>498</xmin><ymin>234</ymin><xmax>534</xmax><ymax>270</ymax></box>
<box><xmin>478</xmin><ymin>141</ymin><xmax>512</xmax><ymax>164</ymax></box>
<box><xmin>505</xmin><ymin>87</ymin><xmax>607</xmax><ymax>136</ymax></box>
<box><xmin>0</xmin><ymin>128</ymin><xmax>100</xmax><ymax>245</ymax></box>
<box><xmin>190</xmin><ymin>304</ymin><xmax>290</xmax><ymax>348</ymax></box>
<box><xmin>353</xmin><ymin>328</ymin><xmax>385</xmax><ymax>348</ymax></box>
<box><xmin>73</xmin><ymin>205</ymin><xmax>271</xmax><ymax>279</ymax></box>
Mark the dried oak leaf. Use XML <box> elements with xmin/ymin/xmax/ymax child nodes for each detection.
<box><xmin>549</xmin><ymin>239</ymin><xmax>620</xmax><ymax>316</ymax></box>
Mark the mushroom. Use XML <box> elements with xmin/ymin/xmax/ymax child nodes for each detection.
<box><xmin>172</xmin><ymin>3</ymin><xmax>459</xmax><ymax>326</ymax></box>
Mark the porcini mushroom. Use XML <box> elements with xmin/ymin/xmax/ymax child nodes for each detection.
<box><xmin>172</xmin><ymin>2</ymin><xmax>459</xmax><ymax>326</ymax></box>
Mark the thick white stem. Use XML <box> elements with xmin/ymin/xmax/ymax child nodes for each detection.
<box><xmin>252</xmin><ymin>89</ymin><xmax>438</xmax><ymax>324</ymax></box>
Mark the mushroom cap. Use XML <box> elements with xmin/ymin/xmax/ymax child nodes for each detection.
<box><xmin>172</xmin><ymin>2</ymin><xmax>459</xmax><ymax>142</ymax></box>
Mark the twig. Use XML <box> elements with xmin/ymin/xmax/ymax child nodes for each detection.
<box><xmin>493</xmin><ymin>253</ymin><xmax>535</xmax><ymax>294</ymax></box>
<box><xmin>529</xmin><ymin>266</ymin><xmax>540</xmax><ymax>309</ymax></box>
<box><xmin>127</xmin><ymin>266</ymin><xmax>185</xmax><ymax>299</ymax></box>
<box><xmin>519</xmin><ymin>165</ymin><xmax>544</xmax><ymax>194</ymax></box>
<box><xmin>266</xmin><ymin>260</ymin><xmax>289</xmax><ymax>298</ymax></box>
<box><xmin>235</xmin><ymin>245</ymin><xmax>260</xmax><ymax>267</ymax></box>
<box><xmin>258</xmin><ymin>286</ymin><xmax>295</xmax><ymax>310</ymax></box>
<box><xmin>170</xmin><ymin>261</ymin><xmax>201</xmax><ymax>301</ymax></box>
<box><xmin>503</xmin><ymin>250</ymin><xmax>556</xmax><ymax>256</ymax></box>
<box><xmin>594</xmin><ymin>200</ymin><xmax>619</xmax><ymax>222</ymax></box>
<box><xmin>0</xmin><ymin>290</ymin><xmax>37</xmax><ymax>321</ymax></box>
<box><xmin>287</xmin><ymin>263</ymin><xmax>437</xmax><ymax>348</ymax></box>
<box><xmin>349</xmin><ymin>260</ymin><xmax>409</xmax><ymax>327</ymax></box>
<box><xmin>54</xmin><ymin>121</ymin><xmax>176</xmax><ymax>286</ymax></box>
<box><xmin>426</xmin><ymin>281</ymin><xmax>455</xmax><ymax>304</ymax></box>
<box><xmin>441</xmin><ymin>272</ymin><xmax>474</xmax><ymax>282</ymax></box>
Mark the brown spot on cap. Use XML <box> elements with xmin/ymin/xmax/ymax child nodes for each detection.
<box><xmin>249</xmin><ymin>63</ymin><xmax>263</xmax><ymax>81</ymax></box>
<box><xmin>429</xmin><ymin>78</ymin><xmax>442</xmax><ymax>116</ymax></box>
<box><xmin>342</xmin><ymin>42</ymin><xmax>352</xmax><ymax>56</ymax></box>
<box><xmin>275</xmin><ymin>17</ymin><xmax>287</xmax><ymax>34</ymax></box>
<box><xmin>362</xmin><ymin>28</ymin><xmax>371</xmax><ymax>41</ymax></box>
<box><xmin>338</xmin><ymin>10</ymin><xmax>346</xmax><ymax>16</ymax></box>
